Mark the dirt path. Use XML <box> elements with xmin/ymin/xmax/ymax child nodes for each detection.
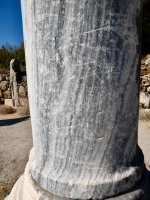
<box><xmin>0</xmin><ymin>113</ymin><xmax>32</xmax><ymax>200</ymax></box>
<box><xmin>138</xmin><ymin>120</ymin><xmax>150</xmax><ymax>170</ymax></box>
<box><xmin>0</xmin><ymin>113</ymin><xmax>149</xmax><ymax>199</ymax></box>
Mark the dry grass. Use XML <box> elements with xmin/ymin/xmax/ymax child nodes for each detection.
<box><xmin>0</xmin><ymin>105</ymin><xmax>16</xmax><ymax>115</ymax></box>
<box><xmin>16</xmin><ymin>106</ymin><xmax>30</xmax><ymax>117</ymax></box>
<box><xmin>0</xmin><ymin>105</ymin><xmax>30</xmax><ymax>116</ymax></box>
<box><xmin>0</xmin><ymin>180</ymin><xmax>18</xmax><ymax>200</ymax></box>
<box><xmin>139</xmin><ymin>108</ymin><xmax>150</xmax><ymax>121</ymax></box>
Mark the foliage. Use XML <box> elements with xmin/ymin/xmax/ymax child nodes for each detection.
<box><xmin>0</xmin><ymin>2</ymin><xmax>150</xmax><ymax>65</ymax></box>
<box><xmin>0</xmin><ymin>42</ymin><xmax>25</xmax><ymax>69</ymax></box>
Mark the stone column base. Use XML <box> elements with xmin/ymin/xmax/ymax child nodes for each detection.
<box><xmin>4</xmin><ymin>162</ymin><xmax>69</xmax><ymax>200</ymax></box>
<box><xmin>5</xmin><ymin>162</ymin><xmax>150</xmax><ymax>200</ymax></box>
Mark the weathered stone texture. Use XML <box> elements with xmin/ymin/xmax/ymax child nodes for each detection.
<box><xmin>0</xmin><ymin>81</ymin><xmax>8</xmax><ymax>91</ymax></box>
<box><xmin>0</xmin><ymin>71</ymin><xmax>28</xmax><ymax>106</ymax></box>
<box><xmin>19</xmin><ymin>98</ymin><xmax>29</xmax><ymax>107</ymax></box>
<box><xmin>0</xmin><ymin>74</ymin><xmax>6</xmax><ymax>81</ymax></box>
<box><xmin>0</xmin><ymin>90</ymin><xmax>2</xmax><ymax>98</ymax></box>
<box><xmin>3</xmin><ymin>90</ymin><xmax>12</xmax><ymax>99</ymax></box>
<box><xmin>19</xmin><ymin>86</ymin><xmax>26</xmax><ymax>98</ymax></box>
<box><xmin>22</xmin><ymin>76</ymin><xmax>27</xmax><ymax>82</ymax></box>
<box><xmin>19</xmin><ymin>0</ymin><xmax>150</xmax><ymax>199</ymax></box>
<box><xmin>4</xmin><ymin>160</ymin><xmax>150</xmax><ymax>200</ymax></box>
<box><xmin>5</xmin><ymin>99</ymin><xmax>13</xmax><ymax>107</ymax></box>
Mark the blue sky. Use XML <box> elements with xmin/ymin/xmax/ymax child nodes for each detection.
<box><xmin>0</xmin><ymin>0</ymin><xmax>23</xmax><ymax>47</ymax></box>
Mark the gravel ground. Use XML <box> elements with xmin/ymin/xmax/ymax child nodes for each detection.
<box><xmin>0</xmin><ymin>112</ymin><xmax>150</xmax><ymax>199</ymax></box>
<box><xmin>138</xmin><ymin>120</ymin><xmax>150</xmax><ymax>170</ymax></box>
<box><xmin>0</xmin><ymin>113</ymin><xmax>32</xmax><ymax>200</ymax></box>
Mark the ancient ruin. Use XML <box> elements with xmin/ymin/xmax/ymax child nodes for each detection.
<box><xmin>0</xmin><ymin>60</ymin><xmax>28</xmax><ymax>107</ymax></box>
<box><xmin>5</xmin><ymin>0</ymin><xmax>150</xmax><ymax>199</ymax></box>
<box><xmin>10</xmin><ymin>59</ymin><xmax>21</xmax><ymax>107</ymax></box>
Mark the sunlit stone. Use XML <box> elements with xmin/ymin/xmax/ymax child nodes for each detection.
<box><xmin>6</xmin><ymin>0</ymin><xmax>150</xmax><ymax>199</ymax></box>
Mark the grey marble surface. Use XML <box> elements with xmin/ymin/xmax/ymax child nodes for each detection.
<box><xmin>21</xmin><ymin>0</ymin><xmax>149</xmax><ymax>199</ymax></box>
<box><xmin>4</xmin><ymin>161</ymin><xmax>150</xmax><ymax>200</ymax></box>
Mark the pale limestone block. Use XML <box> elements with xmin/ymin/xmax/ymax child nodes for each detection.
<box><xmin>4</xmin><ymin>99</ymin><xmax>13</xmax><ymax>107</ymax></box>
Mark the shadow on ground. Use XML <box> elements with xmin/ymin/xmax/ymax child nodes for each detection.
<box><xmin>0</xmin><ymin>116</ymin><xmax>30</xmax><ymax>126</ymax></box>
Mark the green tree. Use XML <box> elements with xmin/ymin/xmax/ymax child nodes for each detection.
<box><xmin>0</xmin><ymin>42</ymin><xmax>25</xmax><ymax>69</ymax></box>
<box><xmin>14</xmin><ymin>42</ymin><xmax>26</xmax><ymax>66</ymax></box>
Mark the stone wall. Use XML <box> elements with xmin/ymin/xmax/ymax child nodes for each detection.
<box><xmin>0</xmin><ymin>55</ymin><xmax>150</xmax><ymax>109</ymax></box>
<box><xmin>0</xmin><ymin>72</ymin><xmax>28</xmax><ymax>107</ymax></box>
<box><xmin>140</xmin><ymin>55</ymin><xmax>150</xmax><ymax>108</ymax></box>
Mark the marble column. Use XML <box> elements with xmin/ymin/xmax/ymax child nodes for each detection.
<box><xmin>6</xmin><ymin>0</ymin><xmax>150</xmax><ymax>199</ymax></box>
<box><xmin>10</xmin><ymin>59</ymin><xmax>21</xmax><ymax>107</ymax></box>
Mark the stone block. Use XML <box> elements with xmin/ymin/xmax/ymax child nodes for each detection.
<box><xmin>6</xmin><ymin>76</ymin><xmax>10</xmax><ymax>81</ymax></box>
<box><xmin>142</xmin><ymin>75</ymin><xmax>148</xmax><ymax>81</ymax></box>
<box><xmin>145</xmin><ymin>82</ymin><xmax>150</xmax><ymax>87</ymax></box>
<box><xmin>22</xmin><ymin>76</ymin><xmax>27</xmax><ymax>82</ymax></box>
<box><xmin>140</xmin><ymin>92</ymin><xmax>150</xmax><ymax>108</ymax></box>
<box><xmin>5</xmin><ymin>99</ymin><xmax>13</xmax><ymax>107</ymax></box>
<box><xmin>0</xmin><ymin>90</ymin><xmax>2</xmax><ymax>98</ymax></box>
<box><xmin>0</xmin><ymin>81</ymin><xmax>8</xmax><ymax>91</ymax></box>
<box><xmin>147</xmin><ymin>86</ymin><xmax>150</xmax><ymax>94</ymax></box>
<box><xmin>3</xmin><ymin>90</ymin><xmax>12</xmax><ymax>99</ymax></box>
<box><xmin>145</xmin><ymin>57</ymin><xmax>150</xmax><ymax>66</ymax></box>
<box><xmin>22</xmin><ymin>83</ymin><xmax>27</xmax><ymax>87</ymax></box>
<box><xmin>19</xmin><ymin>98</ymin><xmax>28</xmax><ymax>106</ymax></box>
<box><xmin>0</xmin><ymin>74</ymin><xmax>6</xmax><ymax>81</ymax></box>
<box><xmin>19</xmin><ymin>86</ymin><xmax>26</xmax><ymax>98</ymax></box>
<box><xmin>1</xmin><ymin>98</ymin><xmax>4</xmax><ymax>102</ymax></box>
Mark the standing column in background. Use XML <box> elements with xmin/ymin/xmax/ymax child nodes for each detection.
<box><xmin>10</xmin><ymin>59</ymin><xmax>21</xmax><ymax>107</ymax></box>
